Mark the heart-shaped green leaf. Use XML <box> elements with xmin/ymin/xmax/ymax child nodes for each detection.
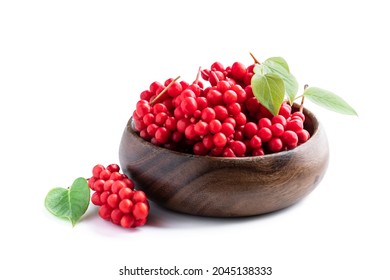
<box><xmin>263</xmin><ymin>57</ymin><xmax>298</xmax><ymax>103</ymax></box>
<box><xmin>45</xmin><ymin>177</ymin><xmax>90</xmax><ymax>226</ymax></box>
<box><xmin>264</xmin><ymin>56</ymin><xmax>290</xmax><ymax>73</ymax></box>
<box><xmin>251</xmin><ymin>72</ymin><xmax>285</xmax><ymax>116</ymax></box>
<box><xmin>303</xmin><ymin>87</ymin><xmax>358</xmax><ymax>116</ymax></box>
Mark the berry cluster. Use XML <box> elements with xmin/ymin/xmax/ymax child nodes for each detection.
<box><xmin>88</xmin><ymin>164</ymin><xmax>149</xmax><ymax>228</ymax></box>
<box><xmin>132</xmin><ymin>61</ymin><xmax>311</xmax><ymax>157</ymax></box>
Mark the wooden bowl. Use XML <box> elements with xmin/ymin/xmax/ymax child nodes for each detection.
<box><xmin>119</xmin><ymin>107</ymin><xmax>329</xmax><ymax>217</ymax></box>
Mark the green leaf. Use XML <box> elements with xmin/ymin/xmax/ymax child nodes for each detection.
<box><xmin>264</xmin><ymin>57</ymin><xmax>290</xmax><ymax>73</ymax></box>
<box><xmin>45</xmin><ymin>177</ymin><xmax>90</xmax><ymax>227</ymax></box>
<box><xmin>303</xmin><ymin>87</ymin><xmax>358</xmax><ymax>116</ymax></box>
<box><xmin>263</xmin><ymin>58</ymin><xmax>298</xmax><ymax>104</ymax></box>
<box><xmin>251</xmin><ymin>73</ymin><xmax>285</xmax><ymax>116</ymax></box>
<box><xmin>253</xmin><ymin>64</ymin><xmax>264</xmax><ymax>75</ymax></box>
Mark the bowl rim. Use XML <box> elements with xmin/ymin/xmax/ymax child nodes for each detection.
<box><xmin>125</xmin><ymin>105</ymin><xmax>323</xmax><ymax>162</ymax></box>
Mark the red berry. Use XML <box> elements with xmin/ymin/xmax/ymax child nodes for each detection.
<box><xmin>250</xmin><ymin>135</ymin><xmax>262</xmax><ymax>149</ymax></box>
<box><xmin>153</xmin><ymin>103</ymin><xmax>168</xmax><ymax>114</ymax></box>
<box><xmin>165</xmin><ymin>117</ymin><xmax>177</xmax><ymax>131</ymax></box>
<box><xmin>107</xmin><ymin>194</ymin><xmax>120</xmax><ymax>208</ymax></box>
<box><xmin>133</xmin><ymin>190</ymin><xmax>147</xmax><ymax>203</ymax></box>
<box><xmin>136</xmin><ymin>100</ymin><xmax>151</xmax><ymax>117</ymax></box>
<box><xmin>235</xmin><ymin>112</ymin><xmax>247</xmax><ymax>126</ymax></box>
<box><xmin>221</xmin><ymin>122</ymin><xmax>235</xmax><ymax>137</ymax></box>
<box><xmin>99</xmin><ymin>169</ymin><xmax>111</xmax><ymax>180</ymax></box>
<box><xmin>286</xmin><ymin>119</ymin><xmax>304</xmax><ymax>132</ymax></box>
<box><xmin>133</xmin><ymin>202</ymin><xmax>149</xmax><ymax>220</ymax></box>
<box><xmin>229</xmin><ymin>140</ymin><xmax>246</xmax><ymax>156</ymax></box>
<box><xmin>272</xmin><ymin>115</ymin><xmax>287</xmax><ymax>127</ymax></box>
<box><xmin>93</xmin><ymin>179</ymin><xmax>105</xmax><ymax>193</ymax></box>
<box><xmin>120</xmin><ymin>214</ymin><xmax>135</xmax><ymax>228</ymax></box>
<box><xmin>133</xmin><ymin>218</ymin><xmax>147</xmax><ymax>227</ymax></box>
<box><xmin>119</xmin><ymin>199</ymin><xmax>134</xmax><ymax>214</ymax></box>
<box><xmin>110</xmin><ymin>209</ymin><xmax>124</xmax><ymax>225</ymax></box>
<box><xmin>155</xmin><ymin>112</ymin><xmax>168</xmax><ymax>126</ymax></box>
<box><xmin>100</xmin><ymin>191</ymin><xmax>110</xmax><ymax>204</ymax></box>
<box><xmin>106</xmin><ymin>163</ymin><xmax>120</xmax><ymax>173</ymax></box>
<box><xmin>98</xmin><ymin>204</ymin><xmax>112</xmax><ymax>220</ymax></box>
<box><xmin>184</xmin><ymin>124</ymin><xmax>198</xmax><ymax>140</ymax></box>
<box><xmin>214</xmin><ymin>105</ymin><xmax>229</xmax><ymax>121</ymax></box>
<box><xmin>209</xmin><ymin>119</ymin><xmax>222</xmax><ymax>134</ymax></box>
<box><xmin>281</xmin><ymin>130</ymin><xmax>299</xmax><ymax>149</ymax></box>
<box><xmin>206</xmin><ymin>89</ymin><xmax>223</xmax><ymax>105</ymax></box>
<box><xmin>146</xmin><ymin>123</ymin><xmax>158</xmax><ymax>136</ymax></box>
<box><xmin>268</xmin><ymin>137</ymin><xmax>284</xmax><ymax>153</ymax></box>
<box><xmin>201</xmin><ymin>107</ymin><xmax>216</xmax><ymax>122</ymax></box>
<box><xmin>217</xmin><ymin>80</ymin><xmax>231</xmax><ymax>92</ymax></box>
<box><xmin>258</xmin><ymin>117</ymin><xmax>272</xmax><ymax>129</ymax></box>
<box><xmin>149</xmin><ymin>81</ymin><xmax>164</xmax><ymax>94</ymax></box>
<box><xmin>109</xmin><ymin>171</ymin><xmax>123</xmax><ymax>181</ymax></box>
<box><xmin>252</xmin><ymin>147</ymin><xmax>265</xmax><ymax>156</ymax></box>
<box><xmin>123</xmin><ymin>178</ymin><xmax>134</xmax><ymax>189</ymax></box>
<box><xmin>88</xmin><ymin>177</ymin><xmax>96</xmax><ymax>190</ymax></box>
<box><xmin>270</xmin><ymin>123</ymin><xmax>284</xmax><ymax>137</ymax></box>
<box><xmin>91</xmin><ymin>192</ymin><xmax>102</xmax><ymax>206</ymax></box>
<box><xmin>230</xmin><ymin>62</ymin><xmax>247</xmax><ymax>81</ymax></box>
<box><xmin>222</xmin><ymin>147</ymin><xmax>236</xmax><ymax>157</ymax></box>
<box><xmin>233</xmin><ymin>84</ymin><xmax>247</xmax><ymax>103</ymax></box>
<box><xmin>92</xmin><ymin>164</ymin><xmax>105</xmax><ymax>179</ymax></box>
<box><xmin>155</xmin><ymin>127</ymin><xmax>171</xmax><ymax>144</ymax></box>
<box><xmin>227</xmin><ymin>102</ymin><xmax>241</xmax><ymax>116</ymax></box>
<box><xmin>119</xmin><ymin>187</ymin><xmax>133</xmax><ymax>200</ymax></box>
<box><xmin>142</xmin><ymin>113</ymin><xmax>155</xmax><ymax>126</ymax></box>
<box><xmin>211</xmin><ymin>61</ymin><xmax>225</xmax><ymax>72</ymax></box>
<box><xmin>223</xmin><ymin>90</ymin><xmax>238</xmax><ymax>104</ymax></box>
<box><xmin>167</xmin><ymin>81</ymin><xmax>182</xmax><ymax>97</ymax></box>
<box><xmin>279</xmin><ymin>103</ymin><xmax>292</xmax><ymax>119</ymax></box>
<box><xmin>193</xmin><ymin>141</ymin><xmax>209</xmax><ymax>155</ymax></box>
<box><xmin>194</xmin><ymin>121</ymin><xmax>209</xmax><ymax>136</ymax></box>
<box><xmin>243</xmin><ymin>122</ymin><xmax>258</xmax><ymax>138</ymax></box>
<box><xmin>181</xmin><ymin>96</ymin><xmax>198</xmax><ymax>115</ymax></box>
<box><xmin>111</xmin><ymin>180</ymin><xmax>126</xmax><ymax>194</ymax></box>
<box><xmin>291</xmin><ymin>111</ymin><xmax>305</xmax><ymax>122</ymax></box>
<box><xmin>213</xmin><ymin>132</ymin><xmax>227</xmax><ymax>147</ymax></box>
<box><xmin>202</xmin><ymin>135</ymin><xmax>214</xmax><ymax>149</ymax></box>
<box><xmin>296</xmin><ymin>129</ymin><xmax>310</xmax><ymax>143</ymax></box>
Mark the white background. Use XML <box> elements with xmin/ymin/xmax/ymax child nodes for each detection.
<box><xmin>1</xmin><ymin>0</ymin><xmax>389</xmax><ymax>279</ymax></box>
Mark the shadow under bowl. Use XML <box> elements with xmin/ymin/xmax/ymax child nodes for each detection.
<box><xmin>119</xmin><ymin>107</ymin><xmax>329</xmax><ymax>217</ymax></box>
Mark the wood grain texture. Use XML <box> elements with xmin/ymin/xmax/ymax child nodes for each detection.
<box><xmin>119</xmin><ymin>107</ymin><xmax>329</xmax><ymax>217</ymax></box>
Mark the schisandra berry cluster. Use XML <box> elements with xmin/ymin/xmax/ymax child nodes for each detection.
<box><xmin>88</xmin><ymin>164</ymin><xmax>149</xmax><ymax>228</ymax></box>
<box><xmin>132</xmin><ymin>61</ymin><xmax>311</xmax><ymax>157</ymax></box>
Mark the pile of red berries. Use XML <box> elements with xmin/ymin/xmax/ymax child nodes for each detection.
<box><xmin>132</xmin><ymin>61</ymin><xmax>311</xmax><ymax>157</ymax></box>
<box><xmin>88</xmin><ymin>164</ymin><xmax>149</xmax><ymax>228</ymax></box>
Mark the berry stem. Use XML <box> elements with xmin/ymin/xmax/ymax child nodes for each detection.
<box><xmin>249</xmin><ymin>52</ymin><xmax>261</xmax><ymax>64</ymax></box>
<box><xmin>150</xmin><ymin>76</ymin><xmax>180</xmax><ymax>105</ymax></box>
<box><xmin>194</xmin><ymin>66</ymin><xmax>201</xmax><ymax>84</ymax></box>
<box><xmin>299</xmin><ymin>84</ymin><xmax>309</xmax><ymax>113</ymax></box>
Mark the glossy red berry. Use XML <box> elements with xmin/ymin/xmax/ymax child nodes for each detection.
<box><xmin>281</xmin><ymin>130</ymin><xmax>299</xmax><ymax>149</ymax></box>
<box><xmin>268</xmin><ymin>137</ymin><xmax>284</xmax><ymax>153</ymax></box>
<box><xmin>98</xmin><ymin>204</ymin><xmax>112</xmax><ymax>220</ymax></box>
<box><xmin>120</xmin><ymin>214</ymin><xmax>135</xmax><ymax>228</ymax></box>
<box><xmin>92</xmin><ymin>164</ymin><xmax>105</xmax><ymax>179</ymax></box>
<box><xmin>213</xmin><ymin>132</ymin><xmax>227</xmax><ymax>147</ymax></box>
<box><xmin>133</xmin><ymin>202</ymin><xmax>149</xmax><ymax>219</ymax></box>
<box><xmin>230</xmin><ymin>62</ymin><xmax>247</xmax><ymax>81</ymax></box>
<box><xmin>119</xmin><ymin>199</ymin><xmax>133</xmax><ymax>214</ymax></box>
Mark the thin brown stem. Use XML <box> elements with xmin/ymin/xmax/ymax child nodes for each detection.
<box><xmin>194</xmin><ymin>66</ymin><xmax>201</xmax><ymax>84</ymax></box>
<box><xmin>299</xmin><ymin>84</ymin><xmax>309</xmax><ymax>112</ymax></box>
<box><xmin>249</xmin><ymin>52</ymin><xmax>261</xmax><ymax>64</ymax></box>
<box><xmin>150</xmin><ymin>76</ymin><xmax>180</xmax><ymax>105</ymax></box>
